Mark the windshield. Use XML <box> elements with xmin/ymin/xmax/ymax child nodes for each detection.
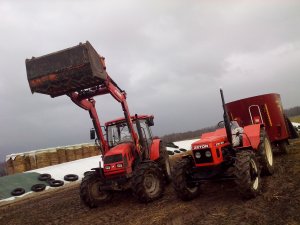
<box><xmin>106</xmin><ymin>119</ymin><xmax>151</xmax><ymax>148</ymax></box>
<box><xmin>107</xmin><ymin>122</ymin><xmax>136</xmax><ymax>147</ymax></box>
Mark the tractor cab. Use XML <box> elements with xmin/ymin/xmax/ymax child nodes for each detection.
<box><xmin>101</xmin><ymin>115</ymin><xmax>154</xmax><ymax>177</ymax></box>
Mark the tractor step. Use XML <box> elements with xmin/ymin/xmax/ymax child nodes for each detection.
<box><xmin>25</xmin><ymin>41</ymin><xmax>108</xmax><ymax>97</ymax></box>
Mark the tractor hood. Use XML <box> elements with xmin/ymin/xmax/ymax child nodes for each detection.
<box><xmin>105</xmin><ymin>142</ymin><xmax>134</xmax><ymax>157</ymax></box>
<box><xmin>192</xmin><ymin>128</ymin><xmax>227</xmax><ymax>150</ymax></box>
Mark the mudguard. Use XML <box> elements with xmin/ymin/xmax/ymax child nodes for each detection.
<box><xmin>149</xmin><ymin>139</ymin><xmax>161</xmax><ymax>161</ymax></box>
<box><xmin>242</xmin><ymin>124</ymin><xmax>262</xmax><ymax>150</ymax></box>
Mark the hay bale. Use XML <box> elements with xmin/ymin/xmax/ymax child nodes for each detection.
<box><xmin>57</xmin><ymin>147</ymin><xmax>67</xmax><ymax>163</ymax></box>
<box><xmin>6</xmin><ymin>158</ymin><xmax>14</xmax><ymax>175</ymax></box>
<box><xmin>82</xmin><ymin>144</ymin><xmax>91</xmax><ymax>158</ymax></box>
<box><xmin>48</xmin><ymin>149</ymin><xmax>59</xmax><ymax>165</ymax></box>
<box><xmin>65</xmin><ymin>147</ymin><xmax>76</xmax><ymax>162</ymax></box>
<box><xmin>12</xmin><ymin>155</ymin><xmax>26</xmax><ymax>173</ymax></box>
<box><xmin>74</xmin><ymin>146</ymin><xmax>83</xmax><ymax>160</ymax></box>
<box><xmin>36</xmin><ymin>152</ymin><xmax>51</xmax><ymax>168</ymax></box>
<box><xmin>89</xmin><ymin>145</ymin><xmax>100</xmax><ymax>156</ymax></box>
<box><xmin>24</xmin><ymin>154</ymin><xmax>31</xmax><ymax>171</ymax></box>
<box><xmin>29</xmin><ymin>153</ymin><xmax>37</xmax><ymax>170</ymax></box>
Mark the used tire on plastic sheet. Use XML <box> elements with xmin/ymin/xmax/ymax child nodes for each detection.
<box><xmin>38</xmin><ymin>173</ymin><xmax>52</xmax><ymax>181</ymax></box>
<box><xmin>49</xmin><ymin>180</ymin><xmax>64</xmax><ymax>187</ymax></box>
<box><xmin>64</xmin><ymin>174</ymin><xmax>79</xmax><ymax>182</ymax></box>
<box><xmin>11</xmin><ymin>187</ymin><xmax>25</xmax><ymax>196</ymax></box>
<box><xmin>31</xmin><ymin>184</ymin><xmax>46</xmax><ymax>192</ymax></box>
<box><xmin>174</xmin><ymin>150</ymin><xmax>181</xmax><ymax>154</ymax></box>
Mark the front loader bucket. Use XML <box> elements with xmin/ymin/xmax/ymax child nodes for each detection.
<box><xmin>25</xmin><ymin>41</ymin><xmax>108</xmax><ymax>97</ymax></box>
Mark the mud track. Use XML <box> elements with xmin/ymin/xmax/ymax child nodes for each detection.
<box><xmin>1</xmin><ymin>141</ymin><xmax>300</xmax><ymax>225</ymax></box>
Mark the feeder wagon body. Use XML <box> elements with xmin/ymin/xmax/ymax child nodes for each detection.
<box><xmin>225</xmin><ymin>93</ymin><xmax>289</xmax><ymax>143</ymax></box>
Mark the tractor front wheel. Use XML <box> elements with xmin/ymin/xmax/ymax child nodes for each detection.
<box><xmin>80</xmin><ymin>172</ymin><xmax>112</xmax><ymax>208</ymax></box>
<box><xmin>132</xmin><ymin>161</ymin><xmax>164</xmax><ymax>203</ymax></box>
<box><xmin>234</xmin><ymin>151</ymin><xmax>261</xmax><ymax>199</ymax></box>
<box><xmin>172</xmin><ymin>158</ymin><xmax>200</xmax><ymax>201</ymax></box>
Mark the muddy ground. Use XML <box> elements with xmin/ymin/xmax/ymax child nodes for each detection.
<box><xmin>0</xmin><ymin>140</ymin><xmax>299</xmax><ymax>225</ymax></box>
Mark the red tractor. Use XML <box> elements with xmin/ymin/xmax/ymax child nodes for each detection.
<box><xmin>172</xmin><ymin>89</ymin><xmax>274</xmax><ymax>200</ymax></box>
<box><xmin>25</xmin><ymin>42</ymin><xmax>171</xmax><ymax>207</ymax></box>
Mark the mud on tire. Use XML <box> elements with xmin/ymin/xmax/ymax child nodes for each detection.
<box><xmin>278</xmin><ymin>141</ymin><xmax>289</xmax><ymax>154</ymax></box>
<box><xmin>259</xmin><ymin>129</ymin><xmax>274</xmax><ymax>176</ymax></box>
<box><xmin>234</xmin><ymin>151</ymin><xmax>261</xmax><ymax>199</ymax></box>
<box><xmin>172</xmin><ymin>158</ymin><xmax>200</xmax><ymax>201</ymax></box>
<box><xmin>132</xmin><ymin>161</ymin><xmax>164</xmax><ymax>203</ymax></box>
<box><xmin>157</xmin><ymin>144</ymin><xmax>172</xmax><ymax>184</ymax></box>
<box><xmin>80</xmin><ymin>172</ymin><xmax>112</xmax><ymax>208</ymax></box>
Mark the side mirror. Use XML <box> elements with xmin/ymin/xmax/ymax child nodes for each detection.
<box><xmin>147</xmin><ymin>117</ymin><xmax>154</xmax><ymax>126</ymax></box>
<box><xmin>217</xmin><ymin>121</ymin><xmax>225</xmax><ymax>128</ymax></box>
<box><xmin>90</xmin><ymin>128</ymin><xmax>96</xmax><ymax>140</ymax></box>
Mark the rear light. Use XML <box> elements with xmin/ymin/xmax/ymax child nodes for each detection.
<box><xmin>116</xmin><ymin>163</ymin><xmax>123</xmax><ymax>168</ymax></box>
<box><xmin>105</xmin><ymin>165</ymin><xmax>111</xmax><ymax>170</ymax></box>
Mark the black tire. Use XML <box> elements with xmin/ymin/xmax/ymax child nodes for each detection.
<box><xmin>174</xmin><ymin>150</ymin><xmax>181</xmax><ymax>154</ymax></box>
<box><xmin>157</xmin><ymin>145</ymin><xmax>172</xmax><ymax>184</ymax></box>
<box><xmin>258</xmin><ymin>130</ymin><xmax>274</xmax><ymax>176</ymax></box>
<box><xmin>278</xmin><ymin>141</ymin><xmax>289</xmax><ymax>154</ymax></box>
<box><xmin>49</xmin><ymin>180</ymin><xmax>64</xmax><ymax>187</ymax></box>
<box><xmin>167</xmin><ymin>150</ymin><xmax>174</xmax><ymax>155</ymax></box>
<box><xmin>84</xmin><ymin>171</ymin><xmax>93</xmax><ymax>177</ymax></box>
<box><xmin>31</xmin><ymin>184</ymin><xmax>46</xmax><ymax>192</ymax></box>
<box><xmin>38</xmin><ymin>173</ymin><xmax>51</xmax><ymax>181</ymax></box>
<box><xmin>172</xmin><ymin>158</ymin><xmax>200</xmax><ymax>201</ymax></box>
<box><xmin>234</xmin><ymin>151</ymin><xmax>261</xmax><ymax>199</ymax></box>
<box><xmin>179</xmin><ymin>148</ymin><xmax>187</xmax><ymax>152</ymax></box>
<box><xmin>11</xmin><ymin>188</ymin><xmax>25</xmax><ymax>196</ymax></box>
<box><xmin>64</xmin><ymin>174</ymin><xmax>79</xmax><ymax>182</ymax></box>
<box><xmin>80</xmin><ymin>172</ymin><xmax>113</xmax><ymax>208</ymax></box>
<box><xmin>132</xmin><ymin>161</ymin><xmax>164</xmax><ymax>203</ymax></box>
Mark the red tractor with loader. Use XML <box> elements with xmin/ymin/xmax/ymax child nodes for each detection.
<box><xmin>172</xmin><ymin>89</ymin><xmax>275</xmax><ymax>200</ymax></box>
<box><xmin>25</xmin><ymin>41</ymin><xmax>171</xmax><ymax>207</ymax></box>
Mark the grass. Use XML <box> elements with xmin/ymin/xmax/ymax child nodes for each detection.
<box><xmin>290</xmin><ymin>115</ymin><xmax>300</xmax><ymax>123</ymax></box>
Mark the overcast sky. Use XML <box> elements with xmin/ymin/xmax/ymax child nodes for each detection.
<box><xmin>0</xmin><ymin>0</ymin><xmax>299</xmax><ymax>159</ymax></box>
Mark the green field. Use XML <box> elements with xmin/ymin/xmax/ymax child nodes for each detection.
<box><xmin>290</xmin><ymin>115</ymin><xmax>300</xmax><ymax>123</ymax></box>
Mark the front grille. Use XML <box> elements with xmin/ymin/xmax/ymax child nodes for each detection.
<box><xmin>193</xmin><ymin>149</ymin><xmax>213</xmax><ymax>164</ymax></box>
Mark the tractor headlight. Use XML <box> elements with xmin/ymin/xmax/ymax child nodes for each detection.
<box><xmin>104</xmin><ymin>165</ymin><xmax>111</xmax><ymax>170</ymax></box>
<box><xmin>195</xmin><ymin>152</ymin><xmax>201</xmax><ymax>159</ymax></box>
<box><xmin>116</xmin><ymin>163</ymin><xmax>123</xmax><ymax>168</ymax></box>
<box><xmin>205</xmin><ymin>151</ymin><xmax>212</xmax><ymax>157</ymax></box>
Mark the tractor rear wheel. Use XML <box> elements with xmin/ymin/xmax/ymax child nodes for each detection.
<box><xmin>157</xmin><ymin>144</ymin><xmax>172</xmax><ymax>184</ymax></box>
<box><xmin>172</xmin><ymin>158</ymin><xmax>200</xmax><ymax>201</ymax></box>
<box><xmin>132</xmin><ymin>161</ymin><xmax>164</xmax><ymax>203</ymax></box>
<box><xmin>234</xmin><ymin>151</ymin><xmax>261</xmax><ymax>199</ymax></box>
<box><xmin>259</xmin><ymin>130</ymin><xmax>274</xmax><ymax>176</ymax></box>
<box><xmin>80</xmin><ymin>172</ymin><xmax>112</xmax><ymax>208</ymax></box>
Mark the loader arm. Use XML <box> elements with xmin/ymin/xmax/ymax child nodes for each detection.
<box><xmin>68</xmin><ymin>75</ymin><xmax>141</xmax><ymax>156</ymax></box>
<box><xmin>25</xmin><ymin>41</ymin><xmax>141</xmax><ymax>157</ymax></box>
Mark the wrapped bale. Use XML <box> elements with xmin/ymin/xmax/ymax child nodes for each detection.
<box><xmin>36</xmin><ymin>152</ymin><xmax>51</xmax><ymax>168</ymax></box>
<box><xmin>57</xmin><ymin>147</ymin><xmax>67</xmax><ymax>163</ymax></box>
